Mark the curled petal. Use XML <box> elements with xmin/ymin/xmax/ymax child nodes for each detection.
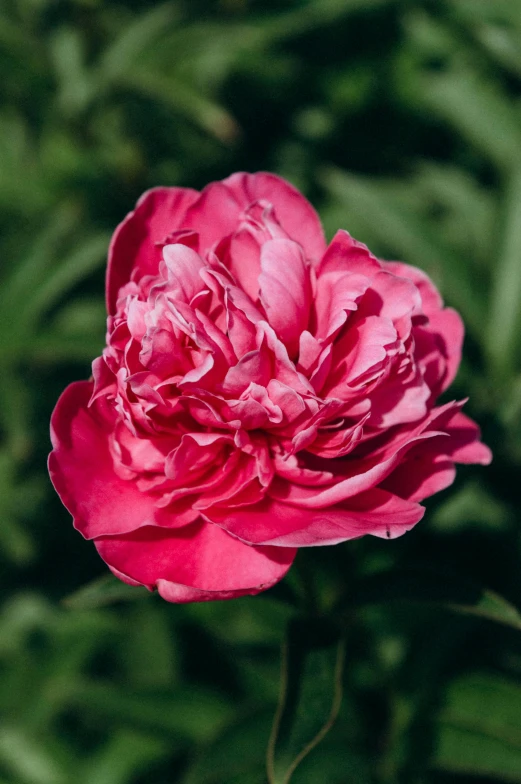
<box><xmin>49</xmin><ymin>382</ymin><xmax>193</xmax><ymax>540</ymax></box>
<box><xmin>107</xmin><ymin>187</ymin><xmax>198</xmax><ymax>314</ymax></box>
<box><xmin>204</xmin><ymin>489</ymin><xmax>424</xmax><ymax>547</ymax></box>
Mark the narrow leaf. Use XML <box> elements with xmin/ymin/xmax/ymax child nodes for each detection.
<box><xmin>17</xmin><ymin>233</ymin><xmax>109</xmax><ymax>331</ymax></box>
<box><xmin>345</xmin><ymin>568</ymin><xmax>521</xmax><ymax>632</ymax></box>
<box><xmin>417</xmin><ymin>69</ymin><xmax>521</xmax><ymax>171</ymax></box>
<box><xmin>62</xmin><ymin>575</ymin><xmax>148</xmax><ymax>610</ymax></box>
<box><xmin>266</xmin><ymin>617</ymin><xmax>345</xmax><ymax>784</ymax></box>
<box><xmin>435</xmin><ymin>673</ymin><xmax>521</xmax><ymax>782</ymax></box>
<box><xmin>486</xmin><ymin>166</ymin><xmax>521</xmax><ymax>375</ymax></box>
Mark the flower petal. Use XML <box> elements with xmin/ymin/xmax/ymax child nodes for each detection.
<box><xmin>107</xmin><ymin>186</ymin><xmax>198</xmax><ymax>314</ymax></box>
<box><xmin>184</xmin><ymin>172</ymin><xmax>326</xmax><ymax>262</ymax></box>
<box><xmin>259</xmin><ymin>238</ymin><xmax>312</xmax><ymax>357</ymax></box>
<box><xmin>95</xmin><ymin>521</ymin><xmax>296</xmax><ymax>602</ymax></box>
<box><xmin>48</xmin><ymin>382</ymin><xmax>188</xmax><ymax>540</ymax></box>
<box><xmin>205</xmin><ymin>489</ymin><xmax>424</xmax><ymax>547</ymax></box>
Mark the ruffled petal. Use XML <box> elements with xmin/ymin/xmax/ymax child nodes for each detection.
<box><xmin>48</xmin><ymin>382</ymin><xmax>187</xmax><ymax>540</ymax></box>
<box><xmin>205</xmin><ymin>489</ymin><xmax>424</xmax><ymax>547</ymax></box>
<box><xmin>184</xmin><ymin>172</ymin><xmax>326</xmax><ymax>262</ymax></box>
<box><xmin>107</xmin><ymin>186</ymin><xmax>198</xmax><ymax>314</ymax></box>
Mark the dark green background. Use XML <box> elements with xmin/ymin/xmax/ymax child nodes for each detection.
<box><xmin>1</xmin><ymin>0</ymin><xmax>521</xmax><ymax>782</ymax></box>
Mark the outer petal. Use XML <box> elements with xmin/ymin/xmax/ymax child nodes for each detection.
<box><xmin>441</xmin><ymin>411</ymin><xmax>492</xmax><ymax>465</ymax></box>
<box><xmin>427</xmin><ymin>308</ymin><xmax>464</xmax><ymax>392</ymax></box>
<box><xmin>184</xmin><ymin>172</ymin><xmax>326</xmax><ymax>262</ymax></box>
<box><xmin>204</xmin><ymin>490</ymin><xmax>424</xmax><ymax>547</ymax></box>
<box><xmin>95</xmin><ymin>521</ymin><xmax>296</xmax><ymax>603</ymax></box>
<box><xmin>382</xmin><ymin>449</ymin><xmax>457</xmax><ymax>502</ymax></box>
<box><xmin>383</xmin><ymin>261</ymin><xmax>443</xmax><ymax>314</ymax></box>
<box><xmin>382</xmin><ymin>411</ymin><xmax>491</xmax><ymax>501</ymax></box>
<box><xmin>107</xmin><ymin>187</ymin><xmax>199</xmax><ymax>314</ymax></box>
<box><xmin>48</xmin><ymin>381</ymin><xmax>192</xmax><ymax>539</ymax></box>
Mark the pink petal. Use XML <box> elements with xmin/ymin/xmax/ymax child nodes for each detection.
<box><xmin>183</xmin><ymin>172</ymin><xmax>326</xmax><ymax>262</ymax></box>
<box><xmin>357</xmin><ymin>270</ymin><xmax>421</xmax><ymax>340</ymax></box>
<box><xmin>443</xmin><ymin>411</ymin><xmax>492</xmax><ymax>465</ymax></box>
<box><xmin>382</xmin><ymin>448</ymin><xmax>456</xmax><ymax>502</ymax></box>
<box><xmin>428</xmin><ymin>308</ymin><xmax>464</xmax><ymax>392</ymax></box>
<box><xmin>259</xmin><ymin>239</ymin><xmax>312</xmax><ymax>357</ymax></box>
<box><xmin>382</xmin><ymin>410</ymin><xmax>490</xmax><ymax>501</ymax></box>
<box><xmin>226</xmin><ymin>228</ymin><xmax>263</xmax><ymax>301</ymax></box>
<box><xmin>318</xmin><ymin>230</ymin><xmax>382</xmax><ymax>277</ymax></box>
<box><xmin>384</xmin><ymin>261</ymin><xmax>443</xmax><ymax>314</ymax></box>
<box><xmin>368</xmin><ymin>370</ymin><xmax>430</xmax><ymax>428</ymax></box>
<box><xmin>48</xmin><ymin>381</ymin><xmax>183</xmax><ymax>540</ymax></box>
<box><xmin>204</xmin><ymin>490</ymin><xmax>424</xmax><ymax>547</ymax></box>
<box><xmin>95</xmin><ymin>521</ymin><xmax>296</xmax><ymax>602</ymax></box>
<box><xmin>107</xmin><ymin>187</ymin><xmax>198</xmax><ymax>314</ymax></box>
<box><xmin>161</xmin><ymin>244</ymin><xmax>206</xmax><ymax>303</ymax></box>
<box><xmin>323</xmin><ymin>316</ymin><xmax>397</xmax><ymax>398</ymax></box>
<box><xmin>268</xmin><ymin>405</ymin><xmax>460</xmax><ymax>509</ymax></box>
<box><xmin>224</xmin><ymin>172</ymin><xmax>326</xmax><ymax>263</ymax></box>
<box><xmin>223</xmin><ymin>349</ymin><xmax>272</xmax><ymax>395</ymax></box>
<box><xmin>313</xmin><ymin>270</ymin><xmax>371</xmax><ymax>342</ymax></box>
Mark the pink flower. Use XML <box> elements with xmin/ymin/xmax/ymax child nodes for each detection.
<box><xmin>49</xmin><ymin>172</ymin><xmax>491</xmax><ymax>602</ymax></box>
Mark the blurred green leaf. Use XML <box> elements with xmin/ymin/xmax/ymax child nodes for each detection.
<box><xmin>266</xmin><ymin>618</ymin><xmax>345</xmax><ymax>784</ymax></box>
<box><xmin>96</xmin><ymin>3</ymin><xmax>179</xmax><ymax>90</ymax></box>
<box><xmin>431</xmin><ymin>480</ymin><xmax>510</xmax><ymax>531</ymax></box>
<box><xmin>16</xmin><ymin>234</ymin><xmax>109</xmax><ymax>332</ymax></box>
<box><xmin>184</xmin><ymin>710</ymin><xmax>273</xmax><ymax>784</ymax></box>
<box><xmin>416</xmin><ymin>68</ymin><xmax>521</xmax><ymax>172</ymax></box>
<box><xmin>0</xmin><ymin>451</ymin><xmax>37</xmax><ymax>563</ymax></box>
<box><xmin>346</xmin><ymin>568</ymin><xmax>521</xmax><ymax>631</ymax></box>
<box><xmin>474</xmin><ymin>22</ymin><xmax>521</xmax><ymax>77</ymax></box>
<box><xmin>62</xmin><ymin>575</ymin><xmax>149</xmax><ymax>610</ymax></box>
<box><xmin>0</xmin><ymin>725</ymin><xmax>67</xmax><ymax>784</ymax></box>
<box><xmin>81</xmin><ymin>730</ymin><xmax>168</xmax><ymax>784</ymax></box>
<box><xmin>486</xmin><ymin>167</ymin><xmax>521</xmax><ymax>376</ymax></box>
<box><xmin>0</xmin><ymin>205</ymin><xmax>79</xmax><ymax>309</ymax></box>
<box><xmin>70</xmin><ymin>681</ymin><xmax>234</xmax><ymax>742</ymax></box>
<box><xmin>434</xmin><ymin>673</ymin><xmax>521</xmax><ymax>781</ymax></box>
<box><xmin>50</xmin><ymin>27</ymin><xmax>90</xmax><ymax>117</ymax></box>
<box><xmin>124</xmin><ymin>70</ymin><xmax>240</xmax><ymax>143</ymax></box>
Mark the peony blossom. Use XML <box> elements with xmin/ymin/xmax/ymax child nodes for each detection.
<box><xmin>49</xmin><ymin>172</ymin><xmax>491</xmax><ymax>602</ymax></box>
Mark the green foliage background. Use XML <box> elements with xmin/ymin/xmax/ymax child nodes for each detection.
<box><xmin>1</xmin><ymin>0</ymin><xmax>521</xmax><ymax>781</ymax></box>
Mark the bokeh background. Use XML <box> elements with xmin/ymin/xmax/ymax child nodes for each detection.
<box><xmin>2</xmin><ymin>0</ymin><xmax>521</xmax><ymax>782</ymax></box>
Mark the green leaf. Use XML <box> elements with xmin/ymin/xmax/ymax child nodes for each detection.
<box><xmin>96</xmin><ymin>3</ymin><xmax>178</xmax><ymax>88</ymax></box>
<box><xmin>81</xmin><ymin>729</ymin><xmax>167</xmax><ymax>784</ymax></box>
<box><xmin>184</xmin><ymin>710</ymin><xmax>273</xmax><ymax>784</ymax></box>
<box><xmin>0</xmin><ymin>204</ymin><xmax>78</xmax><ymax>309</ymax></box>
<box><xmin>266</xmin><ymin>617</ymin><xmax>345</xmax><ymax>784</ymax></box>
<box><xmin>486</xmin><ymin>166</ymin><xmax>521</xmax><ymax>376</ymax></box>
<box><xmin>69</xmin><ymin>681</ymin><xmax>234</xmax><ymax>742</ymax></box>
<box><xmin>416</xmin><ymin>68</ymin><xmax>521</xmax><ymax>172</ymax></box>
<box><xmin>124</xmin><ymin>70</ymin><xmax>240</xmax><ymax>143</ymax></box>
<box><xmin>0</xmin><ymin>725</ymin><xmax>67</xmax><ymax>784</ymax></box>
<box><xmin>17</xmin><ymin>233</ymin><xmax>109</xmax><ymax>331</ymax></box>
<box><xmin>434</xmin><ymin>673</ymin><xmax>521</xmax><ymax>781</ymax></box>
<box><xmin>62</xmin><ymin>575</ymin><xmax>149</xmax><ymax>610</ymax></box>
<box><xmin>431</xmin><ymin>480</ymin><xmax>511</xmax><ymax>532</ymax></box>
<box><xmin>345</xmin><ymin>568</ymin><xmax>521</xmax><ymax>632</ymax></box>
